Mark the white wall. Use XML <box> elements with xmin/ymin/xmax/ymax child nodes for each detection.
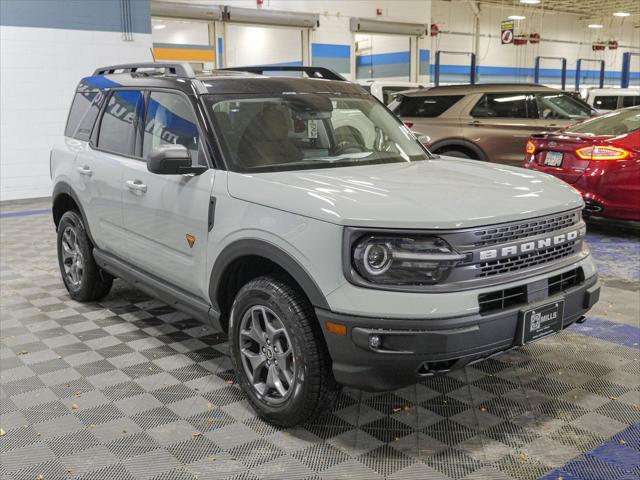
<box><xmin>0</xmin><ymin>27</ymin><xmax>152</xmax><ymax>201</ymax></box>
<box><xmin>225</xmin><ymin>24</ymin><xmax>302</xmax><ymax>66</ymax></box>
<box><xmin>431</xmin><ymin>1</ymin><xmax>640</xmax><ymax>86</ymax></box>
<box><xmin>152</xmin><ymin>18</ymin><xmax>209</xmax><ymax>45</ymax></box>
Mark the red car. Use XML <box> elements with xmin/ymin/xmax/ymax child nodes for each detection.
<box><xmin>524</xmin><ymin>106</ymin><xmax>640</xmax><ymax>221</ymax></box>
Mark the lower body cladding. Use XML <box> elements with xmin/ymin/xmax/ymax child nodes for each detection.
<box><xmin>318</xmin><ymin>271</ymin><xmax>600</xmax><ymax>392</ymax></box>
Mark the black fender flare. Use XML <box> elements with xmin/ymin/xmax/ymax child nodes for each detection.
<box><xmin>51</xmin><ymin>182</ymin><xmax>96</xmax><ymax>245</ymax></box>
<box><xmin>208</xmin><ymin>239</ymin><xmax>330</xmax><ymax>312</ymax></box>
<box><xmin>430</xmin><ymin>138</ymin><xmax>488</xmax><ymax>161</ymax></box>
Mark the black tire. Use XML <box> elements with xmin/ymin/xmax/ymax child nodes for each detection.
<box><xmin>438</xmin><ymin>149</ymin><xmax>475</xmax><ymax>159</ymax></box>
<box><xmin>57</xmin><ymin>210</ymin><xmax>113</xmax><ymax>302</ymax></box>
<box><xmin>229</xmin><ymin>275</ymin><xmax>339</xmax><ymax>426</ymax></box>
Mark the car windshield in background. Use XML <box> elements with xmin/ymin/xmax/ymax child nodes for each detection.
<box><xmin>390</xmin><ymin>95</ymin><xmax>463</xmax><ymax>117</ymax></box>
<box><xmin>535</xmin><ymin>93</ymin><xmax>593</xmax><ymax>120</ymax></box>
<box><xmin>204</xmin><ymin>94</ymin><xmax>428</xmax><ymax>173</ymax></box>
<box><xmin>566</xmin><ymin>108</ymin><xmax>640</xmax><ymax>136</ymax></box>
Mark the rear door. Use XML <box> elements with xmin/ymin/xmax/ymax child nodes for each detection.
<box><xmin>74</xmin><ymin>89</ymin><xmax>144</xmax><ymax>258</ymax></box>
<box><xmin>121</xmin><ymin>90</ymin><xmax>214</xmax><ymax>295</ymax></box>
<box><xmin>465</xmin><ymin>92</ymin><xmax>537</xmax><ymax>165</ymax></box>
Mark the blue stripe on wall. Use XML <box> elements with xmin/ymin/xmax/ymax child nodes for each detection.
<box><xmin>0</xmin><ymin>0</ymin><xmax>151</xmax><ymax>34</ymax></box>
<box><xmin>0</xmin><ymin>208</ymin><xmax>51</xmax><ymax>219</ymax></box>
<box><xmin>429</xmin><ymin>64</ymin><xmax>640</xmax><ymax>80</ymax></box>
<box><xmin>357</xmin><ymin>51</ymin><xmax>411</xmax><ymax>66</ymax></box>
<box><xmin>419</xmin><ymin>49</ymin><xmax>430</xmax><ymax>63</ymax></box>
<box><xmin>312</xmin><ymin>43</ymin><xmax>350</xmax><ymax>59</ymax></box>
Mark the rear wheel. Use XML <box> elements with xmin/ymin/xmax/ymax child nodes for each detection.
<box><xmin>229</xmin><ymin>275</ymin><xmax>339</xmax><ymax>426</ymax></box>
<box><xmin>57</xmin><ymin>210</ymin><xmax>113</xmax><ymax>302</ymax></box>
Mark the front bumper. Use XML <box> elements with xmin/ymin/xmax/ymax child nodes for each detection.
<box><xmin>318</xmin><ymin>274</ymin><xmax>600</xmax><ymax>391</ymax></box>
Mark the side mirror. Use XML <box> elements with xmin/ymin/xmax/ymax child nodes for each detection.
<box><xmin>146</xmin><ymin>144</ymin><xmax>207</xmax><ymax>175</ymax></box>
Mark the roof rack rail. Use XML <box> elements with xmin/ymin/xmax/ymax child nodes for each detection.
<box><xmin>93</xmin><ymin>62</ymin><xmax>196</xmax><ymax>78</ymax></box>
<box><xmin>221</xmin><ymin>65</ymin><xmax>346</xmax><ymax>81</ymax></box>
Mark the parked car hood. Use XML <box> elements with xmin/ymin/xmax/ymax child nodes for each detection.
<box><xmin>227</xmin><ymin>157</ymin><xmax>583</xmax><ymax>229</ymax></box>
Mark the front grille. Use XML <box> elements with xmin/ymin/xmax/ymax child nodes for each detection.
<box><xmin>478</xmin><ymin>286</ymin><xmax>527</xmax><ymax>314</ymax></box>
<box><xmin>478</xmin><ymin>241</ymin><xmax>577</xmax><ymax>277</ymax></box>
<box><xmin>472</xmin><ymin>211</ymin><xmax>580</xmax><ymax>247</ymax></box>
<box><xmin>548</xmin><ymin>267</ymin><xmax>584</xmax><ymax>295</ymax></box>
<box><xmin>478</xmin><ymin>267</ymin><xmax>585</xmax><ymax>315</ymax></box>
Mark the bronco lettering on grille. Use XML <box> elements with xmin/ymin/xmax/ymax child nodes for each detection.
<box><xmin>478</xmin><ymin>227</ymin><xmax>585</xmax><ymax>261</ymax></box>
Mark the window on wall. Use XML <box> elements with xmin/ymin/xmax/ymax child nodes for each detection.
<box><xmin>143</xmin><ymin>91</ymin><xmax>200</xmax><ymax>164</ymax></box>
<box><xmin>471</xmin><ymin>93</ymin><xmax>530</xmax><ymax>119</ymax></box>
<box><xmin>97</xmin><ymin>90</ymin><xmax>144</xmax><ymax>156</ymax></box>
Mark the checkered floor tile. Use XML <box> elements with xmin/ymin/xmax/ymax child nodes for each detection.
<box><xmin>1</xmin><ymin>203</ymin><xmax>639</xmax><ymax>480</ymax></box>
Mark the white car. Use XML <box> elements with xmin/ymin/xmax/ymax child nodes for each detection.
<box><xmin>358</xmin><ymin>80</ymin><xmax>425</xmax><ymax>104</ymax></box>
<box><xmin>51</xmin><ymin>63</ymin><xmax>600</xmax><ymax>427</ymax></box>
<box><xmin>583</xmin><ymin>87</ymin><xmax>640</xmax><ymax>112</ymax></box>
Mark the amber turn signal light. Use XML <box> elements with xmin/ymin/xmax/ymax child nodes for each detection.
<box><xmin>525</xmin><ymin>140</ymin><xmax>536</xmax><ymax>154</ymax></box>
<box><xmin>325</xmin><ymin>321</ymin><xmax>347</xmax><ymax>336</ymax></box>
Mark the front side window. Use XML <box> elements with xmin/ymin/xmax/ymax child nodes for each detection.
<box><xmin>471</xmin><ymin>93</ymin><xmax>529</xmax><ymax>118</ymax></box>
<box><xmin>593</xmin><ymin>96</ymin><xmax>619</xmax><ymax>110</ymax></box>
<box><xmin>143</xmin><ymin>91</ymin><xmax>200</xmax><ymax>163</ymax></box>
<box><xmin>534</xmin><ymin>93</ymin><xmax>594</xmax><ymax>120</ymax></box>
<box><xmin>204</xmin><ymin>93</ymin><xmax>428</xmax><ymax>173</ymax></box>
<box><xmin>391</xmin><ymin>95</ymin><xmax>463</xmax><ymax>118</ymax></box>
<box><xmin>97</xmin><ymin>90</ymin><xmax>144</xmax><ymax>156</ymax></box>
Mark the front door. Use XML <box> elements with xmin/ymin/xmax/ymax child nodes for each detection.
<box><xmin>122</xmin><ymin>90</ymin><xmax>214</xmax><ymax>295</ymax></box>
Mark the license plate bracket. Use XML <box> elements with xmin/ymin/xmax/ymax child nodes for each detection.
<box><xmin>517</xmin><ymin>300</ymin><xmax>565</xmax><ymax>346</ymax></box>
<box><xmin>544</xmin><ymin>151</ymin><xmax>564</xmax><ymax>167</ymax></box>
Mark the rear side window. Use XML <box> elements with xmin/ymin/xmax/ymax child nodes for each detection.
<box><xmin>391</xmin><ymin>95</ymin><xmax>463</xmax><ymax>117</ymax></box>
<box><xmin>593</xmin><ymin>96</ymin><xmax>618</xmax><ymax>110</ymax></box>
<box><xmin>65</xmin><ymin>90</ymin><xmax>104</xmax><ymax>141</ymax></box>
<box><xmin>471</xmin><ymin>93</ymin><xmax>529</xmax><ymax>118</ymax></box>
<box><xmin>622</xmin><ymin>96</ymin><xmax>640</xmax><ymax>108</ymax></box>
<box><xmin>97</xmin><ymin>90</ymin><xmax>144</xmax><ymax>156</ymax></box>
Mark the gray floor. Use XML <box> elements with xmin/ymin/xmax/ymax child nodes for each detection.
<box><xmin>1</xmin><ymin>200</ymin><xmax>638</xmax><ymax>480</ymax></box>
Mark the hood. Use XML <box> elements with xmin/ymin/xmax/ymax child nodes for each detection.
<box><xmin>227</xmin><ymin>157</ymin><xmax>583</xmax><ymax>229</ymax></box>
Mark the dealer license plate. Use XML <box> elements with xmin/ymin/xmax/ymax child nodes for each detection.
<box><xmin>518</xmin><ymin>300</ymin><xmax>565</xmax><ymax>345</ymax></box>
<box><xmin>544</xmin><ymin>151</ymin><xmax>564</xmax><ymax>167</ymax></box>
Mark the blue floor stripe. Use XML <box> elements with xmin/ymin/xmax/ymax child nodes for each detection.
<box><xmin>570</xmin><ymin>317</ymin><xmax>640</xmax><ymax>350</ymax></box>
<box><xmin>539</xmin><ymin>423</ymin><xmax>640</xmax><ymax>480</ymax></box>
<box><xmin>0</xmin><ymin>208</ymin><xmax>51</xmax><ymax>219</ymax></box>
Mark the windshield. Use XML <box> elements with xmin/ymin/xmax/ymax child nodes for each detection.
<box><xmin>566</xmin><ymin>108</ymin><xmax>640</xmax><ymax>136</ymax></box>
<box><xmin>204</xmin><ymin>94</ymin><xmax>429</xmax><ymax>173</ymax></box>
<box><xmin>535</xmin><ymin>93</ymin><xmax>594</xmax><ymax>120</ymax></box>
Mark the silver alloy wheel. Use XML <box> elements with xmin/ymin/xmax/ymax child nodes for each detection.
<box><xmin>61</xmin><ymin>226</ymin><xmax>84</xmax><ymax>289</ymax></box>
<box><xmin>239</xmin><ymin>305</ymin><xmax>296</xmax><ymax>404</ymax></box>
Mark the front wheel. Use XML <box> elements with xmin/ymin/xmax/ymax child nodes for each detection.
<box><xmin>229</xmin><ymin>275</ymin><xmax>339</xmax><ymax>426</ymax></box>
<box><xmin>57</xmin><ymin>210</ymin><xmax>113</xmax><ymax>302</ymax></box>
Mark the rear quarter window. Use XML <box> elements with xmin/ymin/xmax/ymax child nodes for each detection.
<box><xmin>391</xmin><ymin>95</ymin><xmax>463</xmax><ymax>117</ymax></box>
<box><xmin>64</xmin><ymin>90</ymin><xmax>104</xmax><ymax>141</ymax></box>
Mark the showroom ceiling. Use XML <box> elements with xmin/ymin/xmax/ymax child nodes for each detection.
<box><xmin>478</xmin><ymin>0</ymin><xmax>640</xmax><ymax>19</ymax></box>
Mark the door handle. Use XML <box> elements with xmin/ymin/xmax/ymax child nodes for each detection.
<box><xmin>125</xmin><ymin>180</ymin><xmax>147</xmax><ymax>194</ymax></box>
<box><xmin>77</xmin><ymin>165</ymin><xmax>93</xmax><ymax>177</ymax></box>
<box><xmin>468</xmin><ymin>120</ymin><xmax>481</xmax><ymax>127</ymax></box>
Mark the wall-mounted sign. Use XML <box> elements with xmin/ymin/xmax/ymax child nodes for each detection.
<box><xmin>501</xmin><ymin>20</ymin><xmax>514</xmax><ymax>44</ymax></box>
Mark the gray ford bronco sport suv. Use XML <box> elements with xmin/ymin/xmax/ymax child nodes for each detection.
<box><xmin>51</xmin><ymin>62</ymin><xmax>600</xmax><ymax>426</ymax></box>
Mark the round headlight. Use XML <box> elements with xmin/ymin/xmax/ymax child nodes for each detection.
<box><xmin>363</xmin><ymin>243</ymin><xmax>391</xmax><ymax>275</ymax></box>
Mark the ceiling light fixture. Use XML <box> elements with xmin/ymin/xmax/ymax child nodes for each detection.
<box><xmin>153</xmin><ymin>24</ymin><xmax>166</xmax><ymax>30</ymax></box>
<box><xmin>520</xmin><ymin>0</ymin><xmax>541</xmax><ymax>4</ymax></box>
<box><xmin>508</xmin><ymin>15</ymin><xmax>526</xmax><ymax>20</ymax></box>
<box><xmin>588</xmin><ymin>24</ymin><xmax>604</xmax><ymax>28</ymax></box>
<box><xmin>613</xmin><ymin>12</ymin><xmax>630</xmax><ymax>17</ymax></box>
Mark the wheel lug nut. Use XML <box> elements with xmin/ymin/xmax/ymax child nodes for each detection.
<box><xmin>262</xmin><ymin>347</ymin><xmax>266</xmax><ymax>352</ymax></box>
<box><xmin>274</xmin><ymin>360</ymin><xmax>278</xmax><ymax>366</ymax></box>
